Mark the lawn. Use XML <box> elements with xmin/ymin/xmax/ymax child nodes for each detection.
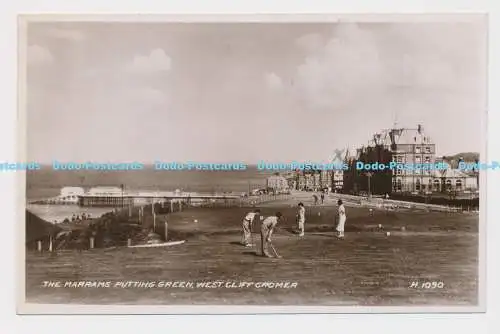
<box><xmin>25</xmin><ymin>202</ymin><xmax>479</xmax><ymax>306</ymax></box>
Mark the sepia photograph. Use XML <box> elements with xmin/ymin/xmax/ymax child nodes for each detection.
<box><xmin>17</xmin><ymin>14</ymin><xmax>487</xmax><ymax>313</ymax></box>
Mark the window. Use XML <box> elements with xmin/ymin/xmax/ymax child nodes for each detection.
<box><xmin>393</xmin><ymin>155</ymin><xmax>403</xmax><ymax>163</ymax></box>
<box><xmin>433</xmin><ymin>179</ymin><xmax>440</xmax><ymax>192</ymax></box>
<box><xmin>446</xmin><ymin>180</ymin><xmax>452</xmax><ymax>191</ymax></box>
<box><xmin>416</xmin><ymin>179</ymin><xmax>421</xmax><ymax>191</ymax></box>
<box><xmin>396</xmin><ymin>179</ymin><xmax>402</xmax><ymax>191</ymax></box>
<box><xmin>456</xmin><ymin>180</ymin><xmax>462</xmax><ymax>191</ymax></box>
<box><xmin>425</xmin><ymin>147</ymin><xmax>431</xmax><ymax>154</ymax></box>
<box><xmin>415</xmin><ymin>156</ymin><xmax>422</xmax><ymax>163</ymax></box>
<box><xmin>396</xmin><ymin>169</ymin><xmax>403</xmax><ymax>175</ymax></box>
<box><xmin>415</xmin><ymin>146</ymin><xmax>421</xmax><ymax>154</ymax></box>
<box><xmin>424</xmin><ymin>156</ymin><xmax>430</xmax><ymax>163</ymax></box>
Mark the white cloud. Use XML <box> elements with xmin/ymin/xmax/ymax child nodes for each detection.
<box><xmin>126</xmin><ymin>49</ymin><xmax>172</xmax><ymax>74</ymax></box>
<box><xmin>265</xmin><ymin>72</ymin><xmax>283</xmax><ymax>90</ymax></box>
<box><xmin>45</xmin><ymin>28</ymin><xmax>85</xmax><ymax>41</ymax></box>
<box><xmin>290</xmin><ymin>23</ymin><xmax>482</xmax><ymax>110</ymax></box>
<box><xmin>292</xmin><ymin>23</ymin><xmax>386</xmax><ymax>109</ymax></box>
<box><xmin>295</xmin><ymin>33</ymin><xmax>324</xmax><ymax>51</ymax></box>
<box><xmin>129</xmin><ymin>87</ymin><xmax>167</xmax><ymax>105</ymax></box>
<box><xmin>78</xmin><ymin>68</ymin><xmax>102</xmax><ymax>78</ymax></box>
<box><xmin>27</xmin><ymin>44</ymin><xmax>53</xmax><ymax>66</ymax></box>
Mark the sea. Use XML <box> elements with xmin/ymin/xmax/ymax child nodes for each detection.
<box><xmin>26</xmin><ymin>165</ymin><xmax>273</xmax><ymax>223</ymax></box>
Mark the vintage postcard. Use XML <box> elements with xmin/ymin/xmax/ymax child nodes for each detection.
<box><xmin>17</xmin><ymin>14</ymin><xmax>487</xmax><ymax>314</ymax></box>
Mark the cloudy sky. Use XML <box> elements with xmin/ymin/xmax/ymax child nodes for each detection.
<box><xmin>25</xmin><ymin>19</ymin><xmax>487</xmax><ymax>163</ymax></box>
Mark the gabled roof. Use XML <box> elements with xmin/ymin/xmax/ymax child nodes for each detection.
<box><xmin>380</xmin><ymin>124</ymin><xmax>434</xmax><ymax>146</ymax></box>
<box><xmin>432</xmin><ymin>168</ymin><xmax>471</xmax><ymax>178</ymax></box>
<box><xmin>442</xmin><ymin>168</ymin><xmax>470</xmax><ymax>178</ymax></box>
<box><xmin>267</xmin><ymin>175</ymin><xmax>287</xmax><ymax>181</ymax></box>
<box><xmin>363</xmin><ymin>125</ymin><xmax>433</xmax><ymax>152</ymax></box>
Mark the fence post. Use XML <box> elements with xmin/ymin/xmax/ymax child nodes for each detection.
<box><xmin>179</xmin><ymin>201</ymin><xmax>183</xmax><ymax>211</ymax></box>
<box><xmin>37</xmin><ymin>240</ymin><xmax>42</xmax><ymax>252</ymax></box>
<box><xmin>48</xmin><ymin>235</ymin><xmax>53</xmax><ymax>252</ymax></box>
<box><xmin>170</xmin><ymin>200</ymin><xmax>174</xmax><ymax>213</ymax></box>
<box><xmin>127</xmin><ymin>238</ymin><xmax>132</xmax><ymax>247</ymax></box>
<box><xmin>164</xmin><ymin>221</ymin><xmax>168</xmax><ymax>241</ymax></box>
<box><xmin>89</xmin><ymin>237</ymin><xmax>95</xmax><ymax>249</ymax></box>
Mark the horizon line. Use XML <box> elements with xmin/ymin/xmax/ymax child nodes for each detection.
<box><xmin>27</xmin><ymin>152</ymin><xmax>481</xmax><ymax>166</ymax></box>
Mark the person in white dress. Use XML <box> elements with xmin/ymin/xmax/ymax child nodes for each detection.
<box><xmin>297</xmin><ymin>202</ymin><xmax>306</xmax><ymax>237</ymax></box>
<box><xmin>336</xmin><ymin>199</ymin><xmax>347</xmax><ymax>239</ymax></box>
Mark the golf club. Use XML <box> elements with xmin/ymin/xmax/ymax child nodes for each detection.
<box><xmin>270</xmin><ymin>242</ymin><xmax>282</xmax><ymax>258</ymax></box>
<box><xmin>250</xmin><ymin>221</ymin><xmax>255</xmax><ymax>247</ymax></box>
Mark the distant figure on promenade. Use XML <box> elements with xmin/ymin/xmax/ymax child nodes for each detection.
<box><xmin>313</xmin><ymin>194</ymin><xmax>319</xmax><ymax>205</ymax></box>
<box><xmin>297</xmin><ymin>202</ymin><xmax>306</xmax><ymax>237</ymax></box>
<box><xmin>260</xmin><ymin>212</ymin><xmax>283</xmax><ymax>257</ymax></box>
<box><xmin>320</xmin><ymin>192</ymin><xmax>325</xmax><ymax>204</ymax></box>
<box><xmin>336</xmin><ymin>199</ymin><xmax>347</xmax><ymax>239</ymax></box>
<box><xmin>241</xmin><ymin>209</ymin><xmax>260</xmax><ymax>247</ymax></box>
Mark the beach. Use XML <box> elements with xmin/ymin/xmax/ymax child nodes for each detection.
<box><xmin>26</xmin><ymin>204</ymin><xmax>113</xmax><ymax>224</ymax></box>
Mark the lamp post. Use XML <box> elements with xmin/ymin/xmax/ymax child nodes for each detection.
<box><xmin>469</xmin><ymin>191</ymin><xmax>473</xmax><ymax>212</ymax></box>
<box><xmin>366</xmin><ymin>172</ymin><xmax>373</xmax><ymax>198</ymax></box>
<box><xmin>120</xmin><ymin>184</ymin><xmax>124</xmax><ymax>208</ymax></box>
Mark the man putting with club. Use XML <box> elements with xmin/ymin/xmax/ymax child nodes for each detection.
<box><xmin>260</xmin><ymin>212</ymin><xmax>283</xmax><ymax>258</ymax></box>
<box><xmin>241</xmin><ymin>209</ymin><xmax>260</xmax><ymax>247</ymax></box>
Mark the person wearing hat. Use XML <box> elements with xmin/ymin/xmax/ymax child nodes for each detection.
<box><xmin>241</xmin><ymin>209</ymin><xmax>260</xmax><ymax>246</ymax></box>
<box><xmin>260</xmin><ymin>212</ymin><xmax>283</xmax><ymax>257</ymax></box>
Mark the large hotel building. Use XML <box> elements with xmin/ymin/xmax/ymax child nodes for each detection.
<box><xmin>343</xmin><ymin>124</ymin><xmax>478</xmax><ymax>195</ymax></box>
<box><xmin>286</xmin><ymin>124</ymin><xmax>478</xmax><ymax>196</ymax></box>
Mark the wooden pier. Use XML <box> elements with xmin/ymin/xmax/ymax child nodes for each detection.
<box><xmin>28</xmin><ymin>188</ymin><xmax>288</xmax><ymax>208</ymax></box>
<box><xmin>76</xmin><ymin>192</ymin><xmax>241</xmax><ymax>207</ymax></box>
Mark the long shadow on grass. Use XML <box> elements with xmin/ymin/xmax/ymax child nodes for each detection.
<box><xmin>308</xmin><ymin>233</ymin><xmax>337</xmax><ymax>239</ymax></box>
<box><xmin>242</xmin><ymin>251</ymin><xmax>261</xmax><ymax>257</ymax></box>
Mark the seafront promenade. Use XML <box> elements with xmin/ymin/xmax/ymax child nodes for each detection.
<box><xmin>258</xmin><ymin>190</ymin><xmax>474</xmax><ymax>213</ymax></box>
